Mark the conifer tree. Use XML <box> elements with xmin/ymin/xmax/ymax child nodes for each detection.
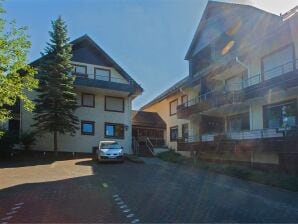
<box><xmin>33</xmin><ymin>16</ymin><xmax>79</xmax><ymax>153</ymax></box>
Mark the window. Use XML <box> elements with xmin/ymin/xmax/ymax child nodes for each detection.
<box><xmin>182</xmin><ymin>124</ymin><xmax>189</xmax><ymax>139</ymax></box>
<box><xmin>181</xmin><ymin>95</ymin><xmax>188</xmax><ymax>105</ymax></box>
<box><xmin>81</xmin><ymin>93</ymin><xmax>95</xmax><ymax>107</ymax></box>
<box><xmin>105</xmin><ymin>96</ymin><xmax>124</xmax><ymax>112</ymax></box>
<box><xmin>94</xmin><ymin>68</ymin><xmax>110</xmax><ymax>81</ymax></box>
<box><xmin>105</xmin><ymin>123</ymin><xmax>124</xmax><ymax>139</ymax></box>
<box><xmin>262</xmin><ymin>44</ymin><xmax>294</xmax><ymax>80</ymax></box>
<box><xmin>81</xmin><ymin>121</ymin><xmax>95</xmax><ymax>135</ymax></box>
<box><xmin>225</xmin><ymin>71</ymin><xmax>247</xmax><ymax>91</ymax></box>
<box><xmin>227</xmin><ymin>112</ymin><xmax>250</xmax><ymax>132</ymax></box>
<box><xmin>170</xmin><ymin>99</ymin><xmax>178</xmax><ymax>116</ymax></box>
<box><xmin>72</xmin><ymin>64</ymin><xmax>87</xmax><ymax>74</ymax></box>
<box><xmin>170</xmin><ymin>126</ymin><xmax>178</xmax><ymax>142</ymax></box>
<box><xmin>263</xmin><ymin>100</ymin><xmax>297</xmax><ymax>129</ymax></box>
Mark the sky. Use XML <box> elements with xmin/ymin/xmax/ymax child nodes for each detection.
<box><xmin>4</xmin><ymin>0</ymin><xmax>298</xmax><ymax>109</ymax></box>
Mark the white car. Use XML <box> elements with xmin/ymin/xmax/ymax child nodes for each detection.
<box><xmin>97</xmin><ymin>141</ymin><xmax>124</xmax><ymax>162</ymax></box>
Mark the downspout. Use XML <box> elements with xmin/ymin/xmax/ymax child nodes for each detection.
<box><xmin>235</xmin><ymin>56</ymin><xmax>249</xmax><ymax>75</ymax></box>
<box><xmin>236</xmin><ymin>56</ymin><xmax>250</xmax><ymax>91</ymax></box>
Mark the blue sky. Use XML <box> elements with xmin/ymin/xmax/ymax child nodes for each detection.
<box><xmin>4</xmin><ymin>0</ymin><xmax>297</xmax><ymax>109</ymax></box>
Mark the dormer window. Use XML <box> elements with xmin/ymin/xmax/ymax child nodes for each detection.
<box><xmin>72</xmin><ymin>64</ymin><xmax>87</xmax><ymax>74</ymax></box>
<box><xmin>94</xmin><ymin>67</ymin><xmax>111</xmax><ymax>81</ymax></box>
<box><xmin>72</xmin><ymin>64</ymin><xmax>87</xmax><ymax>78</ymax></box>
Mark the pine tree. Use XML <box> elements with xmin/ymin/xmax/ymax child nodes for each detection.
<box><xmin>33</xmin><ymin>16</ymin><xmax>79</xmax><ymax>153</ymax></box>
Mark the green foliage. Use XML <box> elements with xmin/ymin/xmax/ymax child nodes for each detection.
<box><xmin>19</xmin><ymin>131</ymin><xmax>36</xmax><ymax>150</ymax></box>
<box><xmin>0</xmin><ymin>2</ymin><xmax>38</xmax><ymax>135</ymax></box>
<box><xmin>0</xmin><ymin>129</ymin><xmax>19</xmax><ymax>150</ymax></box>
<box><xmin>33</xmin><ymin>16</ymin><xmax>79</xmax><ymax>151</ymax></box>
<box><xmin>158</xmin><ymin>152</ymin><xmax>298</xmax><ymax>191</ymax></box>
<box><xmin>124</xmin><ymin>154</ymin><xmax>145</xmax><ymax>163</ymax></box>
<box><xmin>156</xmin><ymin>150</ymin><xmax>186</xmax><ymax>163</ymax></box>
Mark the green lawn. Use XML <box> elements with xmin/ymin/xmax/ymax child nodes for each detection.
<box><xmin>156</xmin><ymin>150</ymin><xmax>298</xmax><ymax>192</ymax></box>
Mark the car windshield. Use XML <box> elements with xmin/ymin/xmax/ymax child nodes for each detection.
<box><xmin>101</xmin><ymin>142</ymin><xmax>121</xmax><ymax>149</ymax></box>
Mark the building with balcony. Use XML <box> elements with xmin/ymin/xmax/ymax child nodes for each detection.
<box><xmin>141</xmin><ymin>1</ymin><xmax>298</xmax><ymax>168</ymax></box>
<box><xmin>19</xmin><ymin>34</ymin><xmax>143</xmax><ymax>153</ymax></box>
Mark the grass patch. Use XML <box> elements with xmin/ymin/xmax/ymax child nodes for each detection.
<box><xmin>156</xmin><ymin>151</ymin><xmax>298</xmax><ymax>191</ymax></box>
<box><xmin>156</xmin><ymin>150</ymin><xmax>186</xmax><ymax>163</ymax></box>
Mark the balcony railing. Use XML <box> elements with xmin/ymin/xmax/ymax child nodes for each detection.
<box><xmin>72</xmin><ymin>72</ymin><xmax>134</xmax><ymax>85</ymax></box>
<box><xmin>178</xmin><ymin>59</ymin><xmax>298</xmax><ymax>118</ymax></box>
<box><xmin>179</xmin><ymin>128</ymin><xmax>297</xmax><ymax>144</ymax></box>
<box><xmin>177</xmin><ymin>129</ymin><xmax>298</xmax><ymax>153</ymax></box>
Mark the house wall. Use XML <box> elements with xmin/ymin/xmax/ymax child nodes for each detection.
<box><xmin>21</xmin><ymin>89</ymin><xmax>132</xmax><ymax>154</ymax></box>
<box><xmin>289</xmin><ymin>14</ymin><xmax>298</xmax><ymax>66</ymax></box>
<box><xmin>143</xmin><ymin>85</ymin><xmax>199</xmax><ymax>155</ymax></box>
<box><xmin>21</xmin><ymin>58</ymin><xmax>134</xmax><ymax>154</ymax></box>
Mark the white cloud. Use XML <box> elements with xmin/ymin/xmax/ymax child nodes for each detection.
<box><xmin>222</xmin><ymin>0</ymin><xmax>297</xmax><ymax>14</ymax></box>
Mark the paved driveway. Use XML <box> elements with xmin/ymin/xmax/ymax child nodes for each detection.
<box><xmin>0</xmin><ymin>157</ymin><xmax>298</xmax><ymax>223</ymax></box>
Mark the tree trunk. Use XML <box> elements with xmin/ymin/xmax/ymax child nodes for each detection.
<box><xmin>54</xmin><ymin>131</ymin><xmax>58</xmax><ymax>156</ymax></box>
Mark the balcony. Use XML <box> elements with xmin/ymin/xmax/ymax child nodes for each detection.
<box><xmin>177</xmin><ymin>90</ymin><xmax>244</xmax><ymax>119</ymax></box>
<box><xmin>177</xmin><ymin>128</ymin><xmax>298</xmax><ymax>153</ymax></box>
<box><xmin>72</xmin><ymin>72</ymin><xmax>136</xmax><ymax>93</ymax></box>
<box><xmin>177</xmin><ymin>59</ymin><xmax>298</xmax><ymax>119</ymax></box>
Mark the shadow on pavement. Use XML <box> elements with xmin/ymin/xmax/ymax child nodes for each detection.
<box><xmin>0</xmin><ymin>151</ymin><xmax>91</xmax><ymax>168</ymax></box>
<box><xmin>0</xmin><ymin>174</ymin><xmax>123</xmax><ymax>223</ymax></box>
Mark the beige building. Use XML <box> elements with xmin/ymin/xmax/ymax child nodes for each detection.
<box><xmin>10</xmin><ymin>35</ymin><xmax>142</xmax><ymax>154</ymax></box>
<box><xmin>141</xmin><ymin>2</ymin><xmax>298</xmax><ymax>169</ymax></box>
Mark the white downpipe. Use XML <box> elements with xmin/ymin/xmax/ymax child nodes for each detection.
<box><xmin>236</xmin><ymin>57</ymin><xmax>249</xmax><ymax>74</ymax></box>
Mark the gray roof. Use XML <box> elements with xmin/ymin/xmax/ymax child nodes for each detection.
<box><xmin>31</xmin><ymin>34</ymin><xmax>143</xmax><ymax>94</ymax></box>
<box><xmin>185</xmin><ymin>0</ymin><xmax>281</xmax><ymax>60</ymax></box>
<box><xmin>140</xmin><ymin>76</ymin><xmax>189</xmax><ymax>110</ymax></box>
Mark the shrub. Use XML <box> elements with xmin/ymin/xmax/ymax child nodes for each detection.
<box><xmin>19</xmin><ymin>131</ymin><xmax>36</xmax><ymax>150</ymax></box>
<box><xmin>157</xmin><ymin>150</ymin><xmax>186</xmax><ymax>163</ymax></box>
<box><xmin>0</xmin><ymin>130</ymin><xmax>19</xmax><ymax>150</ymax></box>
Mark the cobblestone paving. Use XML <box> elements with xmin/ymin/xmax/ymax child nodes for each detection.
<box><xmin>1</xmin><ymin>157</ymin><xmax>298</xmax><ymax>223</ymax></box>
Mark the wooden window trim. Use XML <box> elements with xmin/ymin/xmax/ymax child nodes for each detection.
<box><xmin>104</xmin><ymin>96</ymin><xmax>125</xmax><ymax>113</ymax></box>
<box><xmin>104</xmin><ymin>122</ymin><xmax>125</xmax><ymax>139</ymax></box>
<box><xmin>170</xmin><ymin>125</ymin><xmax>178</xmax><ymax>142</ymax></box>
<box><xmin>81</xmin><ymin>93</ymin><xmax>95</xmax><ymax>108</ymax></box>
<box><xmin>169</xmin><ymin>99</ymin><xmax>178</xmax><ymax>116</ymax></box>
<box><xmin>81</xmin><ymin>120</ymin><xmax>95</xmax><ymax>136</ymax></box>
<box><xmin>263</xmin><ymin>99</ymin><xmax>297</xmax><ymax>128</ymax></box>
<box><xmin>94</xmin><ymin>67</ymin><xmax>111</xmax><ymax>81</ymax></box>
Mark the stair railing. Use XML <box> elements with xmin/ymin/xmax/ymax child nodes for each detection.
<box><xmin>145</xmin><ymin>137</ymin><xmax>155</xmax><ymax>155</ymax></box>
<box><xmin>132</xmin><ymin>138</ymin><xmax>140</xmax><ymax>155</ymax></box>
